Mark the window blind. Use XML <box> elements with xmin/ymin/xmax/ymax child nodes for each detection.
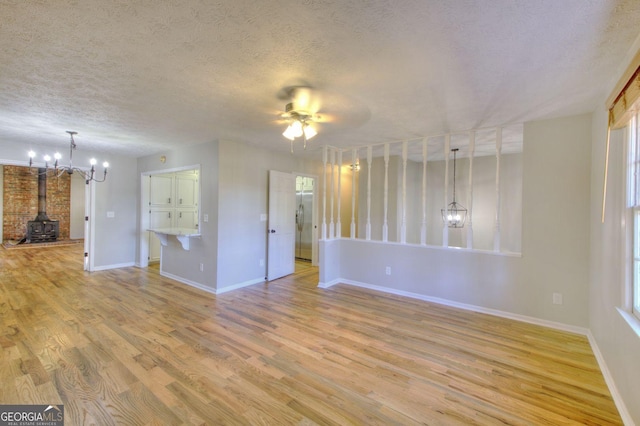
<box><xmin>607</xmin><ymin>49</ymin><xmax>640</xmax><ymax>129</ymax></box>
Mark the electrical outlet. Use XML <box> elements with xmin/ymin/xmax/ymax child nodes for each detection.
<box><xmin>204</xmin><ymin>214</ymin><xmax>209</xmax><ymax>223</ymax></box>
<box><xmin>259</xmin><ymin>259</ymin><xmax>265</xmax><ymax>267</ymax></box>
<box><xmin>553</xmin><ymin>293</ymin><xmax>563</xmax><ymax>305</ymax></box>
<box><xmin>200</xmin><ymin>263</ymin><xmax>204</xmax><ymax>272</ymax></box>
<box><xmin>385</xmin><ymin>266</ymin><xmax>391</xmax><ymax>275</ymax></box>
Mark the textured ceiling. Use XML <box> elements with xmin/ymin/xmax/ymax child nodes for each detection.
<box><xmin>1</xmin><ymin>0</ymin><xmax>640</xmax><ymax>160</ymax></box>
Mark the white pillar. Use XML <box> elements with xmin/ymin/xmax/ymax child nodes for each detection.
<box><xmin>494</xmin><ymin>128</ymin><xmax>502</xmax><ymax>252</ymax></box>
<box><xmin>336</xmin><ymin>150</ymin><xmax>342</xmax><ymax>238</ymax></box>
<box><xmin>382</xmin><ymin>143</ymin><xmax>390</xmax><ymax>242</ymax></box>
<box><xmin>321</xmin><ymin>146</ymin><xmax>327</xmax><ymax>240</ymax></box>
<box><xmin>329</xmin><ymin>148</ymin><xmax>335</xmax><ymax>239</ymax></box>
<box><xmin>400</xmin><ymin>140</ymin><xmax>408</xmax><ymax>244</ymax></box>
<box><xmin>466</xmin><ymin>131</ymin><xmax>475</xmax><ymax>249</ymax></box>
<box><xmin>420</xmin><ymin>138</ymin><xmax>428</xmax><ymax>245</ymax></box>
<box><xmin>350</xmin><ymin>148</ymin><xmax>357</xmax><ymax>239</ymax></box>
<box><xmin>366</xmin><ymin>146</ymin><xmax>372</xmax><ymax>240</ymax></box>
<box><xmin>442</xmin><ymin>134</ymin><xmax>450</xmax><ymax>247</ymax></box>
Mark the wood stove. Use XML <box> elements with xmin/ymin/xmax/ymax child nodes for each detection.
<box><xmin>25</xmin><ymin>168</ymin><xmax>59</xmax><ymax>243</ymax></box>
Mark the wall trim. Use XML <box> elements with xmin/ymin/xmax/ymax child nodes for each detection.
<box><xmin>160</xmin><ymin>270</ymin><xmax>217</xmax><ymax>295</ymax></box>
<box><xmin>91</xmin><ymin>262</ymin><xmax>135</xmax><ymax>271</ymax></box>
<box><xmin>319</xmin><ymin>277</ymin><xmax>636</xmax><ymax>423</ymax></box>
<box><xmin>318</xmin><ymin>278</ymin><xmax>341</xmax><ymax>288</ymax></box>
<box><xmin>159</xmin><ymin>271</ymin><xmax>264</xmax><ymax>296</ymax></box>
<box><xmin>325</xmin><ymin>236</ymin><xmax>522</xmax><ymax>258</ymax></box>
<box><xmin>216</xmin><ymin>277</ymin><xmax>265</xmax><ymax>295</ymax></box>
<box><xmin>586</xmin><ymin>330</ymin><xmax>633</xmax><ymax>425</ymax></box>
<box><xmin>331</xmin><ymin>278</ymin><xmax>588</xmax><ymax>334</ymax></box>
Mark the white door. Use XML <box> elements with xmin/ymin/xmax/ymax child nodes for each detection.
<box><xmin>267</xmin><ymin>170</ymin><xmax>296</xmax><ymax>281</ymax></box>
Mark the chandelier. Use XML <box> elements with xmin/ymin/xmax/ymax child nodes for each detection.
<box><xmin>28</xmin><ymin>131</ymin><xmax>109</xmax><ymax>183</ymax></box>
<box><xmin>281</xmin><ymin>102</ymin><xmax>317</xmax><ymax>152</ymax></box>
<box><xmin>441</xmin><ymin>148</ymin><xmax>467</xmax><ymax>228</ymax></box>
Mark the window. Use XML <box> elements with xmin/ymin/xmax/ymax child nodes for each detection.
<box><xmin>627</xmin><ymin>111</ymin><xmax>640</xmax><ymax>320</ymax></box>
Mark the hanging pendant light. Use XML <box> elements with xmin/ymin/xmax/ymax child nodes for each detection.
<box><xmin>441</xmin><ymin>148</ymin><xmax>467</xmax><ymax>228</ymax></box>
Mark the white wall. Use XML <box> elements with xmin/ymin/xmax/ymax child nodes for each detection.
<box><xmin>590</xmin><ymin>108</ymin><xmax>640</xmax><ymax>423</ymax></box>
<box><xmin>216</xmin><ymin>140</ymin><xmax>323</xmax><ymax>291</ymax></box>
<box><xmin>137</xmin><ymin>141</ymin><xmax>219</xmax><ymax>291</ymax></box>
<box><xmin>520</xmin><ymin>114</ymin><xmax>592</xmax><ymax>326</ymax></box>
<box><xmin>321</xmin><ymin>113</ymin><xmax>592</xmax><ymax>328</ymax></box>
<box><xmin>92</xmin><ymin>154</ymin><xmax>138</xmax><ymax>268</ymax></box>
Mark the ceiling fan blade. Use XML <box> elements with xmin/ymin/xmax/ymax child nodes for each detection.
<box><xmin>273</xmin><ymin>83</ymin><xmax>371</xmax><ymax>132</ymax></box>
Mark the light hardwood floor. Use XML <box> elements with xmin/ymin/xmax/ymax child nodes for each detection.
<box><xmin>0</xmin><ymin>244</ymin><xmax>622</xmax><ymax>425</ymax></box>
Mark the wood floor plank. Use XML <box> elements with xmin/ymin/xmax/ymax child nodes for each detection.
<box><xmin>0</xmin><ymin>244</ymin><xmax>622</xmax><ymax>425</ymax></box>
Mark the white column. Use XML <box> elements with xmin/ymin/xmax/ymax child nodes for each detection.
<box><xmin>420</xmin><ymin>138</ymin><xmax>428</xmax><ymax>245</ymax></box>
<box><xmin>336</xmin><ymin>150</ymin><xmax>342</xmax><ymax>238</ymax></box>
<box><xmin>494</xmin><ymin>127</ymin><xmax>502</xmax><ymax>252</ymax></box>
<box><xmin>321</xmin><ymin>146</ymin><xmax>327</xmax><ymax>240</ymax></box>
<box><xmin>400</xmin><ymin>140</ymin><xmax>408</xmax><ymax>244</ymax></box>
<box><xmin>382</xmin><ymin>143</ymin><xmax>390</xmax><ymax>242</ymax></box>
<box><xmin>329</xmin><ymin>148</ymin><xmax>335</xmax><ymax>239</ymax></box>
<box><xmin>350</xmin><ymin>148</ymin><xmax>357</xmax><ymax>239</ymax></box>
<box><xmin>442</xmin><ymin>134</ymin><xmax>450</xmax><ymax>247</ymax></box>
<box><xmin>366</xmin><ymin>146</ymin><xmax>372</xmax><ymax>240</ymax></box>
<box><xmin>466</xmin><ymin>131</ymin><xmax>475</xmax><ymax>250</ymax></box>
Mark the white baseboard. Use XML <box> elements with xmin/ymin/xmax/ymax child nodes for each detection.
<box><xmin>159</xmin><ymin>271</ymin><xmax>264</xmax><ymax>296</ymax></box>
<box><xmin>321</xmin><ymin>278</ymin><xmax>635</xmax><ymax>424</ymax></box>
<box><xmin>318</xmin><ymin>278</ymin><xmax>341</xmax><ymax>289</ymax></box>
<box><xmin>160</xmin><ymin>270</ymin><xmax>217</xmax><ymax>295</ymax></box>
<box><xmin>586</xmin><ymin>330</ymin><xmax>634</xmax><ymax>426</ymax></box>
<box><xmin>335</xmin><ymin>278</ymin><xmax>588</xmax><ymax>334</ymax></box>
<box><xmin>91</xmin><ymin>262</ymin><xmax>136</xmax><ymax>271</ymax></box>
<box><xmin>216</xmin><ymin>277</ymin><xmax>265</xmax><ymax>294</ymax></box>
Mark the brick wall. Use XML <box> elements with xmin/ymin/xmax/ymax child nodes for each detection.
<box><xmin>2</xmin><ymin>166</ymin><xmax>71</xmax><ymax>241</ymax></box>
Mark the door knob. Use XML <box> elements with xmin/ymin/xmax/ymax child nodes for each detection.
<box><xmin>270</xmin><ymin>229</ymin><xmax>276</xmax><ymax>233</ymax></box>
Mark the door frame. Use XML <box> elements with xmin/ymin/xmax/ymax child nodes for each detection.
<box><xmin>294</xmin><ymin>172</ymin><xmax>319</xmax><ymax>266</ymax></box>
<box><xmin>138</xmin><ymin>164</ymin><xmax>200</xmax><ymax>268</ymax></box>
<box><xmin>84</xmin><ymin>179</ymin><xmax>95</xmax><ymax>271</ymax></box>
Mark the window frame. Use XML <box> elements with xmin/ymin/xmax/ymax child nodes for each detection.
<box><xmin>627</xmin><ymin>112</ymin><xmax>640</xmax><ymax>321</ymax></box>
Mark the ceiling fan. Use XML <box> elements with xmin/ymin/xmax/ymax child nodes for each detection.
<box><xmin>274</xmin><ymin>84</ymin><xmax>371</xmax><ymax>152</ymax></box>
<box><xmin>278</xmin><ymin>86</ymin><xmax>325</xmax><ymax>151</ymax></box>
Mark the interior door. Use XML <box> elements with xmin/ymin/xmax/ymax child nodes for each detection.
<box><xmin>267</xmin><ymin>170</ymin><xmax>296</xmax><ymax>281</ymax></box>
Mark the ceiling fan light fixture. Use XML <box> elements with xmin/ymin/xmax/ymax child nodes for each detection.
<box><xmin>280</xmin><ymin>91</ymin><xmax>321</xmax><ymax>152</ymax></box>
<box><xmin>290</xmin><ymin>120</ymin><xmax>303</xmax><ymax>137</ymax></box>
<box><xmin>303</xmin><ymin>124</ymin><xmax>317</xmax><ymax>140</ymax></box>
<box><xmin>283</xmin><ymin>125</ymin><xmax>296</xmax><ymax>140</ymax></box>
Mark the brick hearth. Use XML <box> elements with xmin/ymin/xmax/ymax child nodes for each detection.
<box><xmin>2</xmin><ymin>165</ymin><xmax>70</xmax><ymax>241</ymax></box>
